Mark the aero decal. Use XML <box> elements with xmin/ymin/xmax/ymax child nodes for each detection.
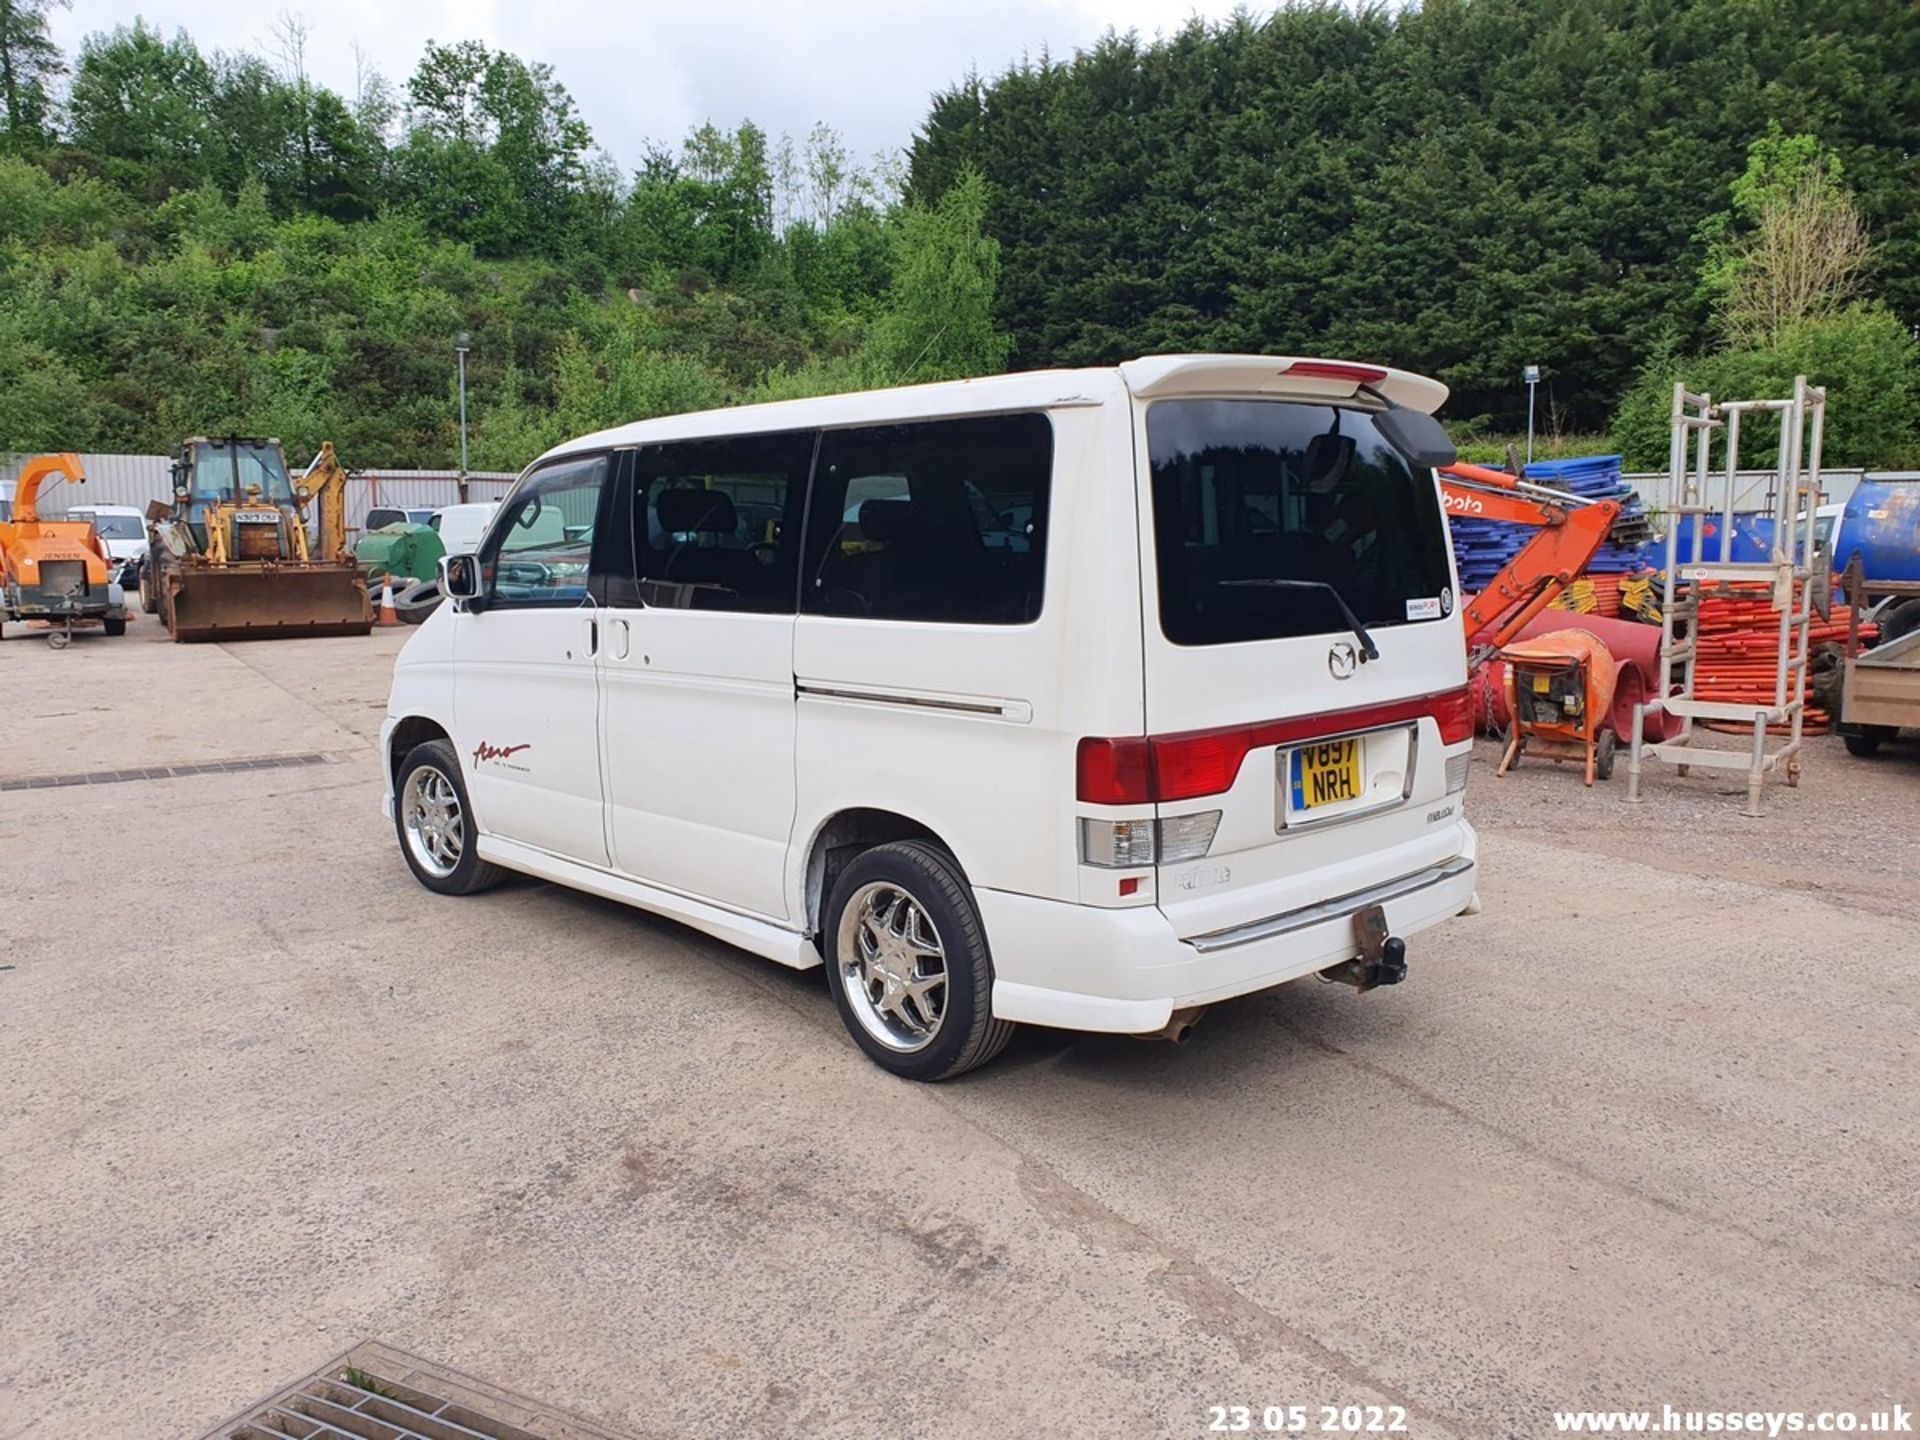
<box><xmin>472</xmin><ymin>741</ymin><xmax>531</xmax><ymax>767</ymax></box>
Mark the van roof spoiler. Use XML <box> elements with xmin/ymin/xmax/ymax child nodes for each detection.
<box><xmin>1118</xmin><ymin>355</ymin><xmax>1448</xmax><ymax>415</ymax></box>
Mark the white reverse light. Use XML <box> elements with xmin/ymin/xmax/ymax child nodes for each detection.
<box><xmin>1080</xmin><ymin>812</ymin><xmax>1221</xmax><ymax>867</ymax></box>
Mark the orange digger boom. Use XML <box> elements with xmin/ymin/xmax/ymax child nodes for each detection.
<box><xmin>1439</xmin><ymin>461</ymin><xmax>1621</xmax><ymax>654</ymax></box>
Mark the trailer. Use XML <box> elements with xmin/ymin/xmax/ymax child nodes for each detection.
<box><xmin>1837</xmin><ymin>556</ymin><xmax>1920</xmax><ymax>757</ymax></box>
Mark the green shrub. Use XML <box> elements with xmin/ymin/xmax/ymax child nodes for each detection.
<box><xmin>1612</xmin><ymin>303</ymin><xmax>1919</xmax><ymax>470</ymax></box>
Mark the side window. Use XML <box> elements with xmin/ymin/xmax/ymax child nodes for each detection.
<box><xmin>481</xmin><ymin>454</ymin><xmax>609</xmax><ymax>608</ymax></box>
<box><xmin>802</xmin><ymin>413</ymin><xmax>1052</xmax><ymax>625</ymax></box>
<box><xmin>612</xmin><ymin>431</ymin><xmax>813</xmax><ymax>613</ymax></box>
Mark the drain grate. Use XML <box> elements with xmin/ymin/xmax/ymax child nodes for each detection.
<box><xmin>0</xmin><ymin>751</ymin><xmax>338</xmax><ymax>791</ymax></box>
<box><xmin>206</xmin><ymin>1340</ymin><xmax>638</xmax><ymax>1440</ymax></box>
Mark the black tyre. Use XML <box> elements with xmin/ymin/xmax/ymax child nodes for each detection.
<box><xmin>393</xmin><ymin>579</ymin><xmax>443</xmax><ymax>625</ymax></box>
<box><xmin>393</xmin><ymin>739</ymin><xmax>507</xmax><ymax>896</ymax></box>
<box><xmin>140</xmin><ymin>564</ymin><xmax>161</xmax><ymax>614</ymax></box>
<box><xmin>1843</xmin><ymin>727</ymin><xmax>1892</xmax><ymax>758</ymax></box>
<box><xmin>103</xmin><ymin>616</ymin><xmax>127</xmax><ymax>637</ymax></box>
<box><xmin>823</xmin><ymin>840</ymin><xmax>1015</xmax><ymax>1081</ymax></box>
<box><xmin>1594</xmin><ymin>728</ymin><xmax>1617</xmax><ymax>780</ymax></box>
<box><xmin>1880</xmin><ymin>599</ymin><xmax>1920</xmax><ymax>646</ymax></box>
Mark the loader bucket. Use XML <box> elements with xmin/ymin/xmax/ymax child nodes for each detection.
<box><xmin>167</xmin><ymin>562</ymin><xmax>372</xmax><ymax>642</ymax></box>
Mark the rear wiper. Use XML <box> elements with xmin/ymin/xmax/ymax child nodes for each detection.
<box><xmin>1220</xmin><ymin>578</ymin><xmax>1380</xmax><ymax>662</ymax></box>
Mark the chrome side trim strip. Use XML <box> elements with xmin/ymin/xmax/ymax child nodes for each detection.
<box><xmin>1183</xmin><ymin>856</ymin><xmax>1475</xmax><ymax>954</ymax></box>
<box><xmin>796</xmin><ymin>683</ymin><xmax>1029</xmax><ymax>721</ymax></box>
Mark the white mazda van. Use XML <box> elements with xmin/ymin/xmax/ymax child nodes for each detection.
<box><xmin>381</xmin><ymin>355</ymin><xmax>1479</xmax><ymax>1079</ymax></box>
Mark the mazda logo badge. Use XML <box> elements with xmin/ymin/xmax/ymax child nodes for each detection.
<box><xmin>1328</xmin><ymin>641</ymin><xmax>1358</xmax><ymax>680</ymax></box>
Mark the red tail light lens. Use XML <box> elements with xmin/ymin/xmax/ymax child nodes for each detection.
<box><xmin>1075</xmin><ymin>736</ymin><xmax>1153</xmax><ymax>805</ymax></box>
<box><xmin>1077</xmin><ymin>687</ymin><xmax>1472</xmax><ymax>804</ymax></box>
<box><xmin>1149</xmin><ymin>732</ymin><xmax>1245</xmax><ymax>801</ymax></box>
<box><xmin>1433</xmin><ymin>687</ymin><xmax>1474</xmax><ymax>745</ymax></box>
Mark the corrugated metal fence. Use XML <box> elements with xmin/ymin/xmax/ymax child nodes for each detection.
<box><xmin>0</xmin><ymin>454</ymin><xmax>521</xmax><ymax>540</ymax></box>
<box><xmin>0</xmin><ymin>453</ymin><xmax>172</xmax><ymax>513</ymax></box>
<box><xmin>1622</xmin><ymin>469</ymin><xmax>1866</xmax><ymax>515</ymax></box>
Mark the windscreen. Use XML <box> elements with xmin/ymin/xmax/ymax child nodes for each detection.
<box><xmin>190</xmin><ymin>442</ymin><xmax>294</xmax><ymax>505</ymax></box>
<box><xmin>1148</xmin><ymin>398</ymin><xmax>1454</xmax><ymax>647</ymax></box>
<box><xmin>89</xmin><ymin>514</ymin><xmax>144</xmax><ymax>539</ymax></box>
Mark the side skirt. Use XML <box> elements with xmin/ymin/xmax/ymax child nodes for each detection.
<box><xmin>476</xmin><ymin>834</ymin><xmax>824</xmax><ymax>972</ymax></box>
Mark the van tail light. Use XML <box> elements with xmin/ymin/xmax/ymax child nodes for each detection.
<box><xmin>1433</xmin><ymin>687</ymin><xmax>1474</xmax><ymax>745</ymax></box>
<box><xmin>1080</xmin><ymin>812</ymin><xmax>1221</xmax><ymax>868</ymax></box>
<box><xmin>1079</xmin><ymin>817</ymin><xmax>1156</xmax><ymax>867</ymax></box>
<box><xmin>1075</xmin><ymin>736</ymin><xmax>1152</xmax><ymax>805</ymax></box>
<box><xmin>1155</xmin><ymin>811</ymin><xmax>1222</xmax><ymax>863</ymax></box>
<box><xmin>1077</xmin><ymin>687</ymin><xmax>1471</xmax><ymax>804</ymax></box>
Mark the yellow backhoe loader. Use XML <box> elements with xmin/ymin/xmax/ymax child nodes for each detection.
<box><xmin>142</xmin><ymin>437</ymin><xmax>372</xmax><ymax>641</ymax></box>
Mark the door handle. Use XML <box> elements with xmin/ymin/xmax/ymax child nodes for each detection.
<box><xmin>611</xmin><ymin>618</ymin><xmax>631</xmax><ymax>660</ymax></box>
<box><xmin>584</xmin><ymin>616</ymin><xmax>599</xmax><ymax>657</ymax></box>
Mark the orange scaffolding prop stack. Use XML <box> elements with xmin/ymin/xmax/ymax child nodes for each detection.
<box><xmin>1693</xmin><ymin>587</ymin><xmax>1875</xmax><ymax>735</ymax></box>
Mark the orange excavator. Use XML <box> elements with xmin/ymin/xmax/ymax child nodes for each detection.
<box><xmin>0</xmin><ymin>452</ymin><xmax>132</xmax><ymax>648</ymax></box>
<box><xmin>1437</xmin><ymin>459</ymin><xmax>1621</xmax><ymax>659</ymax></box>
<box><xmin>1439</xmin><ymin>459</ymin><xmax>1634</xmax><ymax>781</ymax></box>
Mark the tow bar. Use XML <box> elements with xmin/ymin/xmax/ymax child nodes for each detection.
<box><xmin>1320</xmin><ymin>903</ymin><xmax>1408</xmax><ymax>991</ymax></box>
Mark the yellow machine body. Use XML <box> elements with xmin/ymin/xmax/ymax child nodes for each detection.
<box><xmin>146</xmin><ymin>438</ymin><xmax>370</xmax><ymax>642</ymax></box>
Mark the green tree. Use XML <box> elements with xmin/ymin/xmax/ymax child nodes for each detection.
<box><xmin>1612</xmin><ymin>119</ymin><xmax>1916</xmax><ymax>469</ymax></box>
<box><xmin>870</xmin><ymin>168</ymin><xmax>1009</xmax><ymax>384</ymax></box>
<box><xmin>400</xmin><ymin>40</ymin><xmax>593</xmax><ymax>254</ymax></box>
<box><xmin>67</xmin><ymin>22</ymin><xmax>218</xmax><ymax>196</ymax></box>
<box><xmin>0</xmin><ymin>0</ymin><xmax>67</xmax><ymax>150</ymax></box>
<box><xmin>909</xmin><ymin>0</ymin><xmax>1920</xmax><ymax>429</ymax></box>
<box><xmin>1612</xmin><ymin>305</ymin><xmax>1919</xmax><ymax>470</ymax></box>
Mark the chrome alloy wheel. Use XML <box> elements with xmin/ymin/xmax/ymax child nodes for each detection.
<box><xmin>836</xmin><ymin>881</ymin><xmax>949</xmax><ymax>1053</ymax></box>
<box><xmin>402</xmin><ymin>764</ymin><xmax>465</xmax><ymax>877</ymax></box>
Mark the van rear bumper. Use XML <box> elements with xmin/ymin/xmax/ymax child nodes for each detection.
<box><xmin>979</xmin><ymin>834</ymin><xmax>1478</xmax><ymax>1035</ymax></box>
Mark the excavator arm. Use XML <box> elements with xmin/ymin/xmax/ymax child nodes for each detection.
<box><xmin>1440</xmin><ymin>460</ymin><xmax>1621</xmax><ymax>653</ymax></box>
<box><xmin>295</xmin><ymin>441</ymin><xmax>352</xmax><ymax>562</ymax></box>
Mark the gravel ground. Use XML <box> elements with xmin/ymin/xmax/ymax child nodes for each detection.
<box><xmin>1</xmin><ymin>617</ymin><xmax>1915</xmax><ymax>1440</ymax></box>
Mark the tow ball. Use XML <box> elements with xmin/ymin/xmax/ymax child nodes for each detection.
<box><xmin>1320</xmin><ymin>903</ymin><xmax>1407</xmax><ymax>991</ymax></box>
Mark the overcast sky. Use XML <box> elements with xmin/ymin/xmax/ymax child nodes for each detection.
<box><xmin>48</xmin><ymin>0</ymin><xmax>1253</xmax><ymax>172</ymax></box>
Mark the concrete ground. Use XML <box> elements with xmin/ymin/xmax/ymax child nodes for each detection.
<box><xmin>1</xmin><ymin>616</ymin><xmax>1915</xmax><ymax>1440</ymax></box>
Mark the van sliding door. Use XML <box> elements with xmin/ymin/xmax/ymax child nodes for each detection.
<box><xmin>596</xmin><ymin>431</ymin><xmax>813</xmax><ymax>921</ymax></box>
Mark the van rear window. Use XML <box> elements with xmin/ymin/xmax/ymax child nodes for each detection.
<box><xmin>1147</xmin><ymin>399</ymin><xmax>1454</xmax><ymax>647</ymax></box>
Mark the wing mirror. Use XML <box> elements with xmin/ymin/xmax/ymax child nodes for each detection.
<box><xmin>440</xmin><ymin>553</ymin><xmax>484</xmax><ymax>609</ymax></box>
<box><xmin>1373</xmin><ymin>405</ymin><xmax>1458</xmax><ymax>469</ymax></box>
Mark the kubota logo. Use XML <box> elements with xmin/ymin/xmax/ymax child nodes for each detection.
<box><xmin>472</xmin><ymin>740</ymin><xmax>531</xmax><ymax>766</ymax></box>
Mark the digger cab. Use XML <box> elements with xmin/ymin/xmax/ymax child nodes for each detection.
<box><xmin>171</xmin><ymin>439</ymin><xmax>299</xmax><ymax>552</ymax></box>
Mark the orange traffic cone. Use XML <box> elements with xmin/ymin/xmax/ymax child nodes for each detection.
<box><xmin>377</xmin><ymin>574</ymin><xmax>398</xmax><ymax>626</ymax></box>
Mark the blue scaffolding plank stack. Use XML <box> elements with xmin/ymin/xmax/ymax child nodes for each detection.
<box><xmin>1446</xmin><ymin>454</ymin><xmax>1655</xmax><ymax>593</ymax></box>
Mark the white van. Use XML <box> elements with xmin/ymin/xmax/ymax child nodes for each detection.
<box><xmin>429</xmin><ymin>502</ymin><xmax>502</xmax><ymax>557</ymax></box>
<box><xmin>381</xmin><ymin>356</ymin><xmax>1479</xmax><ymax>1079</ymax></box>
<box><xmin>67</xmin><ymin>504</ymin><xmax>149</xmax><ymax>585</ymax></box>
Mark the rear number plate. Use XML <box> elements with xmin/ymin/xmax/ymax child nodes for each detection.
<box><xmin>1290</xmin><ymin>738</ymin><xmax>1362</xmax><ymax>810</ymax></box>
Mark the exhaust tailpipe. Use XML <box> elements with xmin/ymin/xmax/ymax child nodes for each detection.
<box><xmin>1141</xmin><ymin>1006</ymin><xmax>1208</xmax><ymax>1044</ymax></box>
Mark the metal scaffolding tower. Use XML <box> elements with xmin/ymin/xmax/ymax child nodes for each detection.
<box><xmin>1626</xmin><ymin>376</ymin><xmax>1829</xmax><ymax>817</ymax></box>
